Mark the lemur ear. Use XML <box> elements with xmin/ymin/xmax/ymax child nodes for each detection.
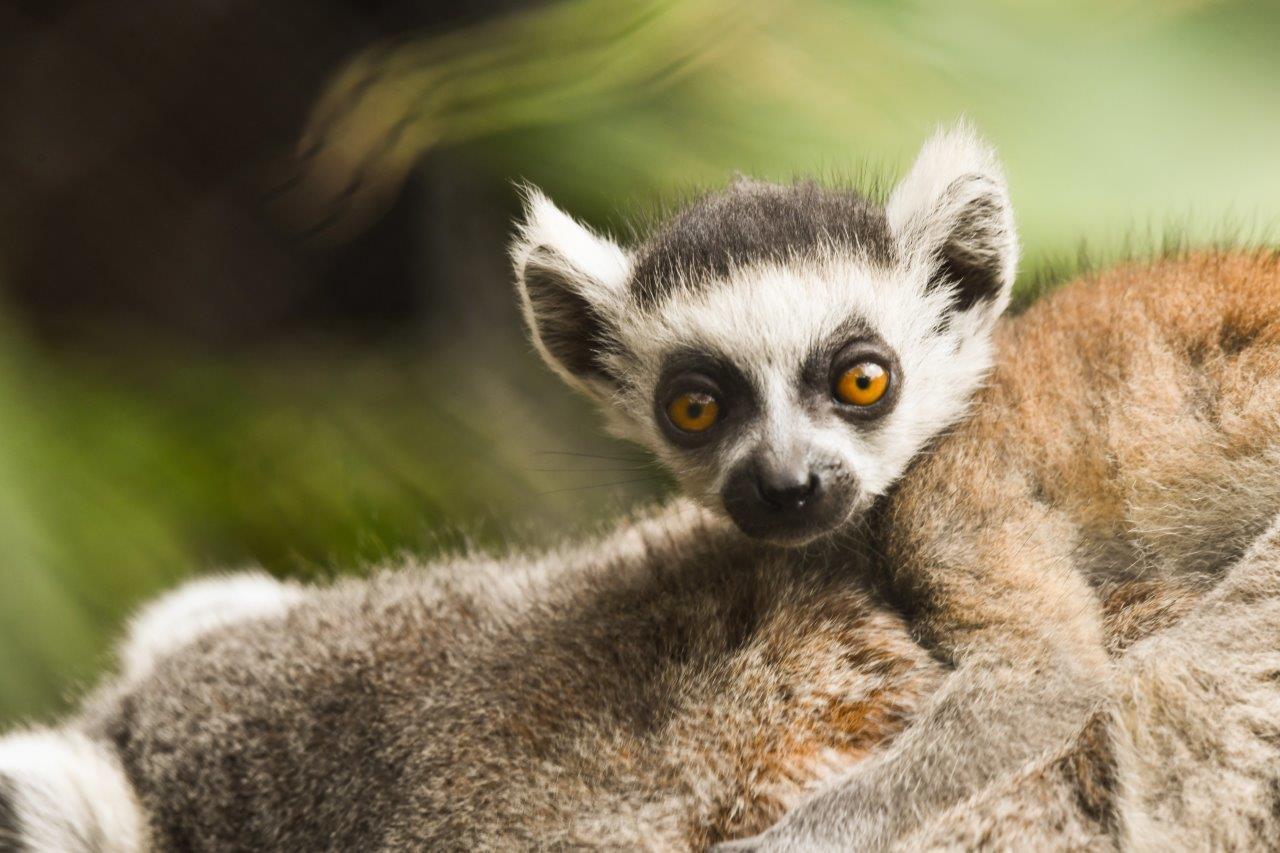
<box><xmin>886</xmin><ymin>123</ymin><xmax>1019</xmax><ymax>315</ymax></box>
<box><xmin>511</xmin><ymin>188</ymin><xmax>632</xmax><ymax>398</ymax></box>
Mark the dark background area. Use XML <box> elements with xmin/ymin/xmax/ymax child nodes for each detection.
<box><xmin>1</xmin><ymin>0</ymin><xmax>531</xmax><ymax>346</ymax></box>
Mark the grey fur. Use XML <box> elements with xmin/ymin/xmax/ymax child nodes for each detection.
<box><xmin>8</xmin><ymin>507</ymin><xmax>1280</xmax><ymax>851</ymax></box>
<box><xmin>74</xmin><ymin>506</ymin><xmax>941</xmax><ymax>850</ymax></box>
<box><xmin>628</xmin><ymin>180</ymin><xmax>895</xmax><ymax>306</ymax></box>
<box><xmin>900</xmin><ymin>512</ymin><xmax>1280</xmax><ymax>851</ymax></box>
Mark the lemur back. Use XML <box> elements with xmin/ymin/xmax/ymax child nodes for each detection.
<box><xmin>65</xmin><ymin>506</ymin><xmax>945</xmax><ymax>850</ymax></box>
<box><xmin>1</xmin><ymin>505</ymin><xmax>1203</xmax><ymax>851</ymax></box>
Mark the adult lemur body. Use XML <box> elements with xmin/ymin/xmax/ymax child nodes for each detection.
<box><xmin>3</xmin><ymin>127</ymin><xmax>1280</xmax><ymax>850</ymax></box>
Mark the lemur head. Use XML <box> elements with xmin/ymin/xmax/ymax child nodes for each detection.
<box><xmin>512</xmin><ymin>125</ymin><xmax>1018</xmax><ymax>544</ymax></box>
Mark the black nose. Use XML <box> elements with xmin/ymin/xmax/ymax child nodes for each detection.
<box><xmin>755</xmin><ymin>466</ymin><xmax>821</xmax><ymax>511</ymax></box>
<box><xmin>721</xmin><ymin>452</ymin><xmax>849</xmax><ymax>543</ymax></box>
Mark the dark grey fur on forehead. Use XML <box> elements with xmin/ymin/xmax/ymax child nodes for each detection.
<box><xmin>629</xmin><ymin>180</ymin><xmax>895</xmax><ymax>306</ymax></box>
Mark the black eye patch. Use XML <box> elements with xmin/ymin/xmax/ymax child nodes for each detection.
<box><xmin>800</xmin><ymin>320</ymin><xmax>901</xmax><ymax>423</ymax></box>
<box><xmin>653</xmin><ymin>350</ymin><xmax>758</xmax><ymax>448</ymax></box>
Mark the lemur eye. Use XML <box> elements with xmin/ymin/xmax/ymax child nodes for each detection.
<box><xmin>835</xmin><ymin>361</ymin><xmax>889</xmax><ymax>407</ymax></box>
<box><xmin>666</xmin><ymin>391</ymin><xmax>720</xmax><ymax>433</ymax></box>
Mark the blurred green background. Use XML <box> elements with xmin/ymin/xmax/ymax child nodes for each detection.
<box><xmin>1</xmin><ymin>0</ymin><xmax>1277</xmax><ymax>725</ymax></box>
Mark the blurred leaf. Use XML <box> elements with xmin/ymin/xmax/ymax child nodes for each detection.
<box><xmin>286</xmin><ymin>0</ymin><xmax>1279</xmax><ymax>273</ymax></box>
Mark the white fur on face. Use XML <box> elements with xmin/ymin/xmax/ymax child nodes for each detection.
<box><xmin>603</xmin><ymin>252</ymin><xmax>997</xmax><ymax>507</ymax></box>
<box><xmin>511</xmin><ymin>123</ymin><xmax>1017</xmax><ymax>523</ymax></box>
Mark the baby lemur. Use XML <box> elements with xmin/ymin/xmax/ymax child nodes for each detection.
<box><xmin>2</xmin><ymin>126</ymin><xmax>1279</xmax><ymax>851</ymax></box>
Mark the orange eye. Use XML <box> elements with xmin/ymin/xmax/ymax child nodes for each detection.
<box><xmin>835</xmin><ymin>361</ymin><xmax>889</xmax><ymax>406</ymax></box>
<box><xmin>666</xmin><ymin>391</ymin><xmax>720</xmax><ymax>433</ymax></box>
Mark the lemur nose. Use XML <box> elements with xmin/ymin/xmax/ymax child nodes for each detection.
<box><xmin>722</xmin><ymin>453</ymin><xmax>847</xmax><ymax>542</ymax></box>
<box><xmin>755</xmin><ymin>465</ymin><xmax>821</xmax><ymax>511</ymax></box>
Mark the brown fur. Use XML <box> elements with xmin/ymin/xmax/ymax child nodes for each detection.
<box><xmin>901</xmin><ymin>512</ymin><xmax>1280</xmax><ymax>851</ymax></box>
<box><xmin>744</xmin><ymin>250</ymin><xmax>1280</xmax><ymax>847</ymax></box>
<box><xmin>890</xmin><ymin>251</ymin><xmax>1280</xmax><ymax>643</ymax></box>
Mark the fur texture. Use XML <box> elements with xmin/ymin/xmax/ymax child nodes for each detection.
<box><xmin>628</xmin><ymin>180</ymin><xmax>894</xmax><ymax>306</ymax></box>
<box><xmin>119</xmin><ymin>571</ymin><xmax>302</xmax><ymax>685</ymax></box>
<box><xmin>2</xmin><ymin>128</ymin><xmax>1279</xmax><ymax>850</ymax></box>
<box><xmin>67</xmin><ymin>503</ymin><xmax>947</xmax><ymax>850</ymax></box>
<box><xmin>0</xmin><ymin>728</ymin><xmax>148</xmax><ymax>852</ymax></box>
<box><xmin>0</xmin><ymin>504</ymin><xmax>1251</xmax><ymax>852</ymax></box>
<box><xmin>899</xmin><ymin>513</ymin><xmax>1280</xmax><ymax>851</ymax></box>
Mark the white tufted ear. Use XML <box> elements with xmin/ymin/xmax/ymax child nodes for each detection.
<box><xmin>510</xmin><ymin>188</ymin><xmax>632</xmax><ymax>399</ymax></box>
<box><xmin>886</xmin><ymin>122</ymin><xmax>1019</xmax><ymax>316</ymax></box>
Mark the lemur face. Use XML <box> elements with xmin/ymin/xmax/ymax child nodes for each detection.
<box><xmin>513</xmin><ymin>125</ymin><xmax>1018</xmax><ymax>544</ymax></box>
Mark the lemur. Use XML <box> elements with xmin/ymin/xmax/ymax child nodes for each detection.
<box><xmin>511</xmin><ymin>126</ymin><xmax>1280</xmax><ymax>847</ymax></box>
<box><xmin>2</xmin><ymin>126</ymin><xmax>1280</xmax><ymax>851</ymax></box>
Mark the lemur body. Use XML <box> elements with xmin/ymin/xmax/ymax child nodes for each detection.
<box><xmin>751</xmin><ymin>248</ymin><xmax>1280</xmax><ymax>849</ymax></box>
<box><xmin>3</xmin><ymin>128</ymin><xmax>1280</xmax><ymax>850</ymax></box>
<box><xmin>0</xmin><ymin>506</ymin><xmax>1214</xmax><ymax>851</ymax></box>
<box><xmin>21</xmin><ymin>508</ymin><xmax>944</xmax><ymax>850</ymax></box>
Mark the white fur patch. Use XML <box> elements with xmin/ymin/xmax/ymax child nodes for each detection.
<box><xmin>0</xmin><ymin>728</ymin><xmax>147</xmax><ymax>852</ymax></box>
<box><xmin>121</xmin><ymin>570</ymin><xmax>302</xmax><ymax>684</ymax></box>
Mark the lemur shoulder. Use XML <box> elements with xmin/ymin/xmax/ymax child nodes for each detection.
<box><xmin>2</xmin><ymin>126</ymin><xmax>1280</xmax><ymax>851</ymax></box>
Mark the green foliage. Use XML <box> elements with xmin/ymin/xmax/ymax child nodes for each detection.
<box><xmin>301</xmin><ymin>0</ymin><xmax>1280</xmax><ymax>263</ymax></box>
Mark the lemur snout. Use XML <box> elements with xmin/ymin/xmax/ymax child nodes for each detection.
<box><xmin>721</xmin><ymin>452</ymin><xmax>851</xmax><ymax>543</ymax></box>
<box><xmin>755</xmin><ymin>463</ymin><xmax>820</xmax><ymax>511</ymax></box>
